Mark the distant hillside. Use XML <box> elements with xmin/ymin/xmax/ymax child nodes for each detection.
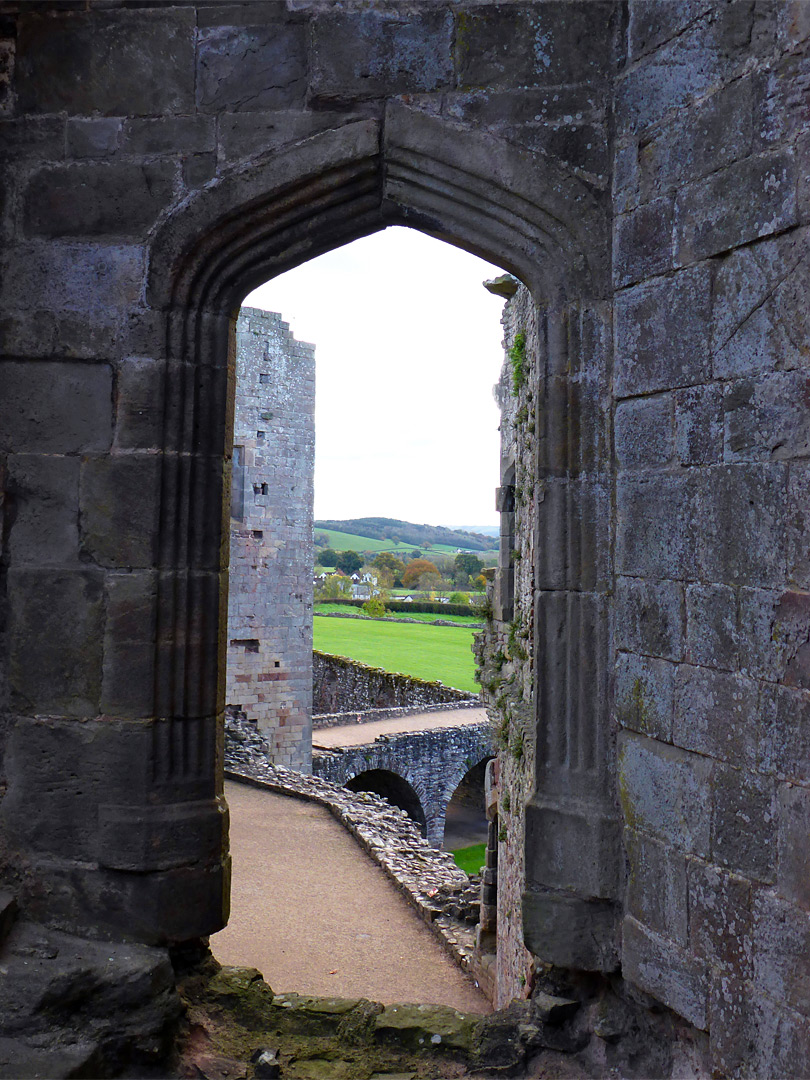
<box><xmin>314</xmin><ymin>517</ymin><xmax>494</xmax><ymax>552</ymax></box>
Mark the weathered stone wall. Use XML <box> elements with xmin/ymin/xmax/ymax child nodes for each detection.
<box><xmin>611</xmin><ymin>7</ymin><xmax>810</xmax><ymax>1075</ymax></box>
<box><xmin>227</xmin><ymin>307</ymin><xmax>314</xmax><ymax>771</ymax></box>
<box><xmin>312</xmin><ymin>720</ymin><xmax>492</xmax><ymax>848</ymax></box>
<box><xmin>313</xmin><ymin>650</ymin><xmax>474</xmax><ymax>716</ymax></box>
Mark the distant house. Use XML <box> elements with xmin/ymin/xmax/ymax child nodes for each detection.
<box><xmin>401</xmin><ymin>595</ymin><xmax>414</xmax><ymax>603</ymax></box>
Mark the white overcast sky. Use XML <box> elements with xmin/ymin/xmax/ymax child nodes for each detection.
<box><xmin>243</xmin><ymin>226</ymin><xmax>507</xmax><ymax>529</ymax></box>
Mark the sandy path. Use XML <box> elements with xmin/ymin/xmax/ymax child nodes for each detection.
<box><xmin>212</xmin><ymin>781</ymin><xmax>491</xmax><ymax>1014</ymax></box>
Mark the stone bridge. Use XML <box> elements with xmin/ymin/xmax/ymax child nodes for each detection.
<box><xmin>312</xmin><ymin>722</ymin><xmax>492</xmax><ymax>848</ymax></box>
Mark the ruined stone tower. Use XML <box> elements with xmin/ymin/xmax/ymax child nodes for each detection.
<box><xmin>227</xmin><ymin>307</ymin><xmax>314</xmax><ymax>772</ymax></box>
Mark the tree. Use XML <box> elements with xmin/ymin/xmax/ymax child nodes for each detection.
<box><xmin>449</xmin><ymin>591</ymin><xmax>471</xmax><ymax>605</ymax></box>
<box><xmin>335</xmin><ymin>549</ymin><xmax>363</xmax><ymax>575</ymax></box>
<box><xmin>402</xmin><ymin>558</ymin><xmax>439</xmax><ymax>587</ymax></box>
<box><xmin>373</xmin><ymin>552</ymin><xmax>405</xmax><ymax>576</ymax></box>
<box><xmin>362</xmin><ymin>597</ymin><xmax>387</xmax><ymax>618</ymax></box>
<box><xmin>455</xmin><ymin>552</ymin><xmax>483</xmax><ymax>579</ymax></box>
<box><xmin>316</xmin><ymin>548</ymin><xmax>339</xmax><ymax>566</ymax></box>
<box><xmin>315</xmin><ymin>574</ymin><xmax>352</xmax><ymax>601</ymax></box>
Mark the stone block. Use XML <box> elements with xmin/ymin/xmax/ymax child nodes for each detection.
<box><xmin>66</xmin><ymin>117</ymin><xmax>122</xmax><ymax>159</ymax></box>
<box><xmin>311</xmin><ymin>8</ymin><xmax>452</xmax><ymax>99</ymax></box>
<box><xmin>183</xmin><ymin>153</ymin><xmax>217</xmax><ymax>189</ymax></box>
<box><xmin>724</xmin><ymin>372</ymin><xmax>810</xmax><ymax>463</ymax></box>
<box><xmin>614</xmin><ymin>393</ymin><xmax>673</xmax><ymax>471</ymax></box>
<box><xmin>712</xmin><ymin>227</ymin><xmax>810</xmax><ymax>379</ymax></box>
<box><xmin>114</xmin><ymin>358</ymin><xmax>165</xmax><ymax>451</ymax></box>
<box><xmin>0</xmin><ymin>715</ymin><xmax>153</xmax><ymax>862</ymax></box>
<box><xmin>788</xmin><ymin>463</ymin><xmax>810</xmax><ymax>589</ymax></box>
<box><xmin>708</xmin><ymin>969</ymin><xmax>757</xmax><ymax>1078</ymax></box>
<box><xmin>0</xmin><ymin>116</ymin><xmax>65</xmax><ymax>163</ymax></box>
<box><xmin>752</xmin><ymin>997</ymin><xmax>810</xmax><ymax>1080</ymax></box>
<box><xmin>15</xmin><ymin>9</ymin><xmax>195</xmax><ymax>116</ymax></box>
<box><xmin>712</xmin><ymin>765</ymin><xmax>776</xmax><ymax>882</ymax></box>
<box><xmin>1</xmin><ymin>242</ymin><xmax>144</xmax><ymax>314</ymax></box>
<box><xmin>615</xmin><ymin>577</ymin><xmax>684</xmax><ymax>662</ymax></box>
<box><xmin>4</xmin><ymin>454</ymin><xmax>79</xmax><ymax>567</ymax></box>
<box><xmin>687</xmin><ymin>860</ymin><xmax>752</xmax><ymax>975</ymax></box>
<box><xmin>97</xmin><ymin>797</ymin><xmax>225</xmax><ymax>873</ymax></box>
<box><xmin>761</xmin><ymin>685</ymin><xmax>810</xmax><ymax>784</ymax></box>
<box><xmin>685</xmin><ymin>584</ymin><xmax>738</xmax><ymax>670</ymax></box>
<box><xmin>522</xmin><ymin>890</ymin><xmax>618</xmax><ymax>972</ymax></box>
<box><xmin>612</xmin><ymin>197</ymin><xmax>673</xmax><ymax>287</ymax></box>
<box><xmin>615</xmin><ymin>652</ymin><xmax>675</xmax><ymax>742</ymax></box>
<box><xmin>101</xmin><ymin>639</ymin><xmax>155</xmax><ymax>719</ymax></box>
<box><xmin>197</xmin><ymin>23</ymin><xmax>307</xmax><ymax>112</ymax></box>
<box><xmin>675</xmin><ymin>151</ymin><xmax>798</xmax><ymax>265</ymax></box>
<box><xmin>624</xmin><ymin>829</ymin><xmax>688</xmax><ymax>947</ymax></box>
<box><xmin>0</xmin><ymin>360</ymin><xmax>113</xmax><ymax>454</ymax></box>
<box><xmin>673</xmin><ymin>665</ymin><xmax>759</xmax><ymax>769</ymax></box>
<box><xmin>637</xmin><ymin>74</ymin><xmax>753</xmax><ymax>199</ymax></box>
<box><xmin>753</xmin><ymin>890</ymin><xmax>810</xmax><ymax>1018</ymax></box>
<box><xmin>698</xmin><ymin>464</ymin><xmax>787</xmax><ymax>588</ymax></box>
<box><xmin>736</xmin><ymin>587</ymin><xmax>788</xmax><ymax>681</ymax></box>
<box><xmin>618</xmin><ymin>731</ymin><xmax>712</xmax><ymax>857</ymax></box>
<box><xmin>614</xmin><ymin>265</ymin><xmax>710</xmax><ymax>397</ymax></box>
<box><xmin>121</xmin><ymin>115</ymin><xmax>216</xmax><ymax>156</ymax></box>
<box><xmin>105</xmin><ymin>571</ymin><xmax>158</xmax><ymax>645</ymax></box>
<box><xmin>24</xmin><ymin>161</ymin><xmax>176</xmax><ymax>239</ymax></box>
<box><xmin>79</xmin><ymin>456</ymin><xmax>161</xmax><ymax>569</ymax></box>
<box><xmin>8</xmin><ymin>567</ymin><xmax>103</xmax><ymax>717</ymax></box>
<box><xmin>627</xmin><ymin>0</ymin><xmax>714</xmax><ymax>60</ymax></box>
<box><xmin>525</xmin><ymin>797</ymin><xmax>621</xmax><ymax>899</ymax></box>
<box><xmin>455</xmin><ymin>3</ymin><xmax>613</xmax><ymax>90</ymax></box>
<box><xmin>617</xmin><ymin>473</ymin><xmax>700</xmax><ymax>581</ymax></box>
<box><xmin>622</xmin><ymin>915</ymin><xmax>708</xmax><ymax>1029</ymax></box>
<box><xmin>777</xmin><ymin>783</ymin><xmax>810</xmax><ymax>910</ymax></box>
<box><xmin>674</xmin><ymin>384</ymin><xmax>723</xmax><ymax>466</ymax></box>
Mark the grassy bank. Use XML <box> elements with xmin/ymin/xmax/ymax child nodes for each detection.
<box><xmin>313</xmin><ymin>616</ymin><xmax>480</xmax><ymax>694</ymax></box>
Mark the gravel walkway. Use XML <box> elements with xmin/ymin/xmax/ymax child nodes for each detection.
<box><xmin>212</xmin><ymin>781</ymin><xmax>491</xmax><ymax>1014</ymax></box>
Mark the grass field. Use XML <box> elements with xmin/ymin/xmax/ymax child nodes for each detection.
<box><xmin>451</xmin><ymin>843</ymin><xmax>487</xmax><ymax>875</ymax></box>
<box><xmin>314</xmin><ymin>603</ymin><xmax>484</xmax><ymax>626</ymax></box>
<box><xmin>313</xmin><ymin>616</ymin><xmax>480</xmax><ymax>693</ymax></box>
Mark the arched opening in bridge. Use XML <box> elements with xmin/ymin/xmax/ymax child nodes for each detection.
<box><xmin>345</xmin><ymin>769</ymin><xmax>428</xmax><ymax>837</ymax></box>
<box><xmin>444</xmin><ymin>757</ymin><xmax>492</xmax><ymax>854</ymax></box>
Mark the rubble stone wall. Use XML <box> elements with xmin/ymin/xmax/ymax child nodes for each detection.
<box><xmin>313</xmin><ymin>650</ymin><xmax>474</xmax><ymax>715</ymax></box>
<box><xmin>227</xmin><ymin>307</ymin><xmax>314</xmax><ymax>772</ymax></box>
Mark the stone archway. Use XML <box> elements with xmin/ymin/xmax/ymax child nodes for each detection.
<box><xmin>141</xmin><ymin>102</ymin><xmax>616</xmax><ymax>968</ymax></box>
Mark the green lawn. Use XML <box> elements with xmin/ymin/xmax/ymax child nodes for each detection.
<box><xmin>451</xmin><ymin>843</ymin><xmax>487</xmax><ymax>875</ymax></box>
<box><xmin>314</xmin><ymin>603</ymin><xmax>484</xmax><ymax>626</ymax></box>
<box><xmin>313</xmin><ymin>616</ymin><xmax>480</xmax><ymax>693</ymax></box>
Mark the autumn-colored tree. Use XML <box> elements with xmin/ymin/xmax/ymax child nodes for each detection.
<box><xmin>401</xmin><ymin>558</ymin><xmax>439</xmax><ymax>587</ymax></box>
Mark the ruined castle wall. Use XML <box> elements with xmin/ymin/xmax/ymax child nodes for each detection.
<box><xmin>226</xmin><ymin>307</ymin><xmax>314</xmax><ymax>772</ymax></box>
